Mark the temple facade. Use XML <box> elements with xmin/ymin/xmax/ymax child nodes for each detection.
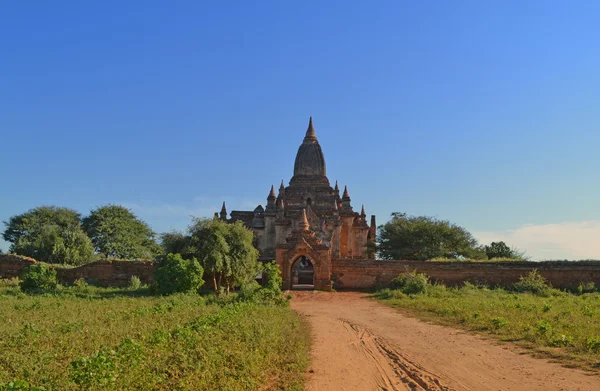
<box><xmin>216</xmin><ymin>118</ymin><xmax>376</xmax><ymax>290</ymax></box>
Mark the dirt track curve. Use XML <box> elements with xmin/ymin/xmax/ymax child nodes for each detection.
<box><xmin>290</xmin><ymin>291</ymin><xmax>600</xmax><ymax>391</ymax></box>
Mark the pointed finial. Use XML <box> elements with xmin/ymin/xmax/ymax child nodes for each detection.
<box><xmin>298</xmin><ymin>208</ymin><xmax>310</xmax><ymax>231</ymax></box>
<box><xmin>220</xmin><ymin>202</ymin><xmax>227</xmax><ymax>220</ymax></box>
<box><xmin>342</xmin><ymin>185</ymin><xmax>350</xmax><ymax>199</ymax></box>
<box><xmin>269</xmin><ymin>184</ymin><xmax>276</xmax><ymax>198</ymax></box>
<box><xmin>334</xmin><ymin>180</ymin><xmax>339</xmax><ymax>192</ymax></box>
<box><xmin>361</xmin><ymin>204</ymin><xmax>366</xmax><ymax>217</ymax></box>
<box><xmin>304</xmin><ymin>116</ymin><xmax>317</xmax><ymax>142</ymax></box>
<box><xmin>279</xmin><ymin>180</ymin><xmax>285</xmax><ymax>191</ymax></box>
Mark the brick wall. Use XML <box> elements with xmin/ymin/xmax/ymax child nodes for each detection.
<box><xmin>332</xmin><ymin>259</ymin><xmax>600</xmax><ymax>290</ymax></box>
<box><xmin>0</xmin><ymin>254</ymin><xmax>156</xmax><ymax>287</ymax></box>
<box><xmin>4</xmin><ymin>254</ymin><xmax>600</xmax><ymax>290</ymax></box>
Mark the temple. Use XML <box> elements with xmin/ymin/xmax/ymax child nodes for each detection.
<box><xmin>216</xmin><ymin>117</ymin><xmax>376</xmax><ymax>290</ymax></box>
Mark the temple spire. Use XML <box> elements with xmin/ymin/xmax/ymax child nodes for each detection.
<box><xmin>268</xmin><ymin>184</ymin><xmax>276</xmax><ymax>198</ymax></box>
<box><xmin>361</xmin><ymin>204</ymin><xmax>366</xmax><ymax>217</ymax></box>
<box><xmin>298</xmin><ymin>208</ymin><xmax>310</xmax><ymax>231</ymax></box>
<box><xmin>304</xmin><ymin>116</ymin><xmax>317</xmax><ymax>142</ymax></box>
<box><xmin>334</xmin><ymin>180</ymin><xmax>339</xmax><ymax>192</ymax></box>
<box><xmin>279</xmin><ymin>180</ymin><xmax>285</xmax><ymax>191</ymax></box>
<box><xmin>342</xmin><ymin>185</ymin><xmax>350</xmax><ymax>200</ymax></box>
<box><xmin>219</xmin><ymin>202</ymin><xmax>227</xmax><ymax>220</ymax></box>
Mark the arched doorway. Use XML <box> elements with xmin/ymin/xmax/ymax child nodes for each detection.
<box><xmin>291</xmin><ymin>256</ymin><xmax>314</xmax><ymax>290</ymax></box>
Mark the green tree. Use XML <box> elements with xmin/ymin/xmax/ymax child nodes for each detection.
<box><xmin>2</xmin><ymin>206</ymin><xmax>93</xmax><ymax>265</ymax></box>
<box><xmin>153</xmin><ymin>253</ymin><xmax>204</xmax><ymax>295</ymax></box>
<box><xmin>82</xmin><ymin>205</ymin><xmax>160</xmax><ymax>259</ymax></box>
<box><xmin>484</xmin><ymin>241</ymin><xmax>529</xmax><ymax>261</ymax></box>
<box><xmin>377</xmin><ymin>212</ymin><xmax>485</xmax><ymax>261</ymax></box>
<box><xmin>223</xmin><ymin>221</ymin><xmax>260</xmax><ymax>293</ymax></box>
<box><xmin>160</xmin><ymin>231</ymin><xmax>191</xmax><ymax>258</ymax></box>
<box><xmin>19</xmin><ymin>263</ymin><xmax>58</xmax><ymax>293</ymax></box>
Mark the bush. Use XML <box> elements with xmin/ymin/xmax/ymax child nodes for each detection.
<box><xmin>578</xmin><ymin>281</ymin><xmax>596</xmax><ymax>294</ymax></box>
<box><xmin>19</xmin><ymin>264</ymin><xmax>58</xmax><ymax>294</ymax></box>
<box><xmin>390</xmin><ymin>270</ymin><xmax>429</xmax><ymax>294</ymax></box>
<box><xmin>152</xmin><ymin>253</ymin><xmax>204</xmax><ymax>295</ymax></box>
<box><xmin>237</xmin><ymin>261</ymin><xmax>289</xmax><ymax>306</ymax></box>
<box><xmin>128</xmin><ymin>276</ymin><xmax>142</xmax><ymax>290</ymax></box>
<box><xmin>512</xmin><ymin>270</ymin><xmax>551</xmax><ymax>296</ymax></box>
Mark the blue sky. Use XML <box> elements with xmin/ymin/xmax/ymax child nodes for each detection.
<box><xmin>1</xmin><ymin>1</ymin><xmax>599</xmax><ymax>259</ymax></box>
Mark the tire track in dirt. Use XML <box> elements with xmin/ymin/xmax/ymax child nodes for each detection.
<box><xmin>340</xmin><ymin>318</ymin><xmax>452</xmax><ymax>391</ymax></box>
<box><xmin>292</xmin><ymin>291</ymin><xmax>600</xmax><ymax>391</ymax></box>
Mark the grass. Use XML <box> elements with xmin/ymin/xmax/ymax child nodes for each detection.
<box><xmin>0</xmin><ymin>278</ymin><xmax>310</xmax><ymax>390</ymax></box>
<box><xmin>375</xmin><ymin>282</ymin><xmax>600</xmax><ymax>370</ymax></box>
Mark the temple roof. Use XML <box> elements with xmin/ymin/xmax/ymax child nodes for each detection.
<box><xmin>293</xmin><ymin>117</ymin><xmax>326</xmax><ymax>177</ymax></box>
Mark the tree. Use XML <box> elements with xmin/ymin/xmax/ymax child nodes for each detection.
<box><xmin>168</xmin><ymin>217</ymin><xmax>260</xmax><ymax>294</ymax></box>
<box><xmin>82</xmin><ymin>205</ymin><xmax>161</xmax><ymax>259</ymax></box>
<box><xmin>153</xmin><ymin>253</ymin><xmax>204</xmax><ymax>295</ymax></box>
<box><xmin>485</xmin><ymin>241</ymin><xmax>529</xmax><ymax>261</ymax></box>
<box><xmin>2</xmin><ymin>206</ymin><xmax>93</xmax><ymax>265</ymax></box>
<box><xmin>377</xmin><ymin>212</ymin><xmax>485</xmax><ymax>261</ymax></box>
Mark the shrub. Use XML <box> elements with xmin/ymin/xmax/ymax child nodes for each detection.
<box><xmin>19</xmin><ymin>264</ymin><xmax>58</xmax><ymax>294</ymax></box>
<box><xmin>0</xmin><ymin>380</ymin><xmax>45</xmax><ymax>390</ymax></box>
<box><xmin>152</xmin><ymin>253</ymin><xmax>204</xmax><ymax>295</ymax></box>
<box><xmin>578</xmin><ymin>281</ymin><xmax>596</xmax><ymax>294</ymax></box>
<box><xmin>491</xmin><ymin>317</ymin><xmax>508</xmax><ymax>329</ymax></box>
<box><xmin>128</xmin><ymin>275</ymin><xmax>142</xmax><ymax>290</ymax></box>
<box><xmin>390</xmin><ymin>270</ymin><xmax>429</xmax><ymax>294</ymax></box>
<box><xmin>237</xmin><ymin>261</ymin><xmax>289</xmax><ymax>306</ymax></box>
<box><xmin>512</xmin><ymin>270</ymin><xmax>551</xmax><ymax>296</ymax></box>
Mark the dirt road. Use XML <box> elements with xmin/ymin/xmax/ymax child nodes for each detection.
<box><xmin>290</xmin><ymin>291</ymin><xmax>600</xmax><ymax>391</ymax></box>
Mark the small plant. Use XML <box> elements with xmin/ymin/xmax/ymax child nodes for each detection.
<box><xmin>587</xmin><ymin>337</ymin><xmax>600</xmax><ymax>353</ymax></box>
<box><xmin>512</xmin><ymin>269</ymin><xmax>551</xmax><ymax>296</ymax></box>
<box><xmin>19</xmin><ymin>264</ymin><xmax>58</xmax><ymax>294</ymax></box>
<box><xmin>70</xmin><ymin>350</ymin><xmax>116</xmax><ymax>388</ymax></box>
<box><xmin>578</xmin><ymin>281</ymin><xmax>596</xmax><ymax>294</ymax></box>
<box><xmin>0</xmin><ymin>380</ymin><xmax>46</xmax><ymax>390</ymax></box>
<box><xmin>537</xmin><ymin>320</ymin><xmax>552</xmax><ymax>334</ymax></box>
<box><xmin>390</xmin><ymin>270</ymin><xmax>429</xmax><ymax>295</ymax></box>
<box><xmin>128</xmin><ymin>275</ymin><xmax>142</xmax><ymax>290</ymax></box>
<box><xmin>152</xmin><ymin>253</ymin><xmax>204</xmax><ymax>295</ymax></box>
<box><xmin>491</xmin><ymin>317</ymin><xmax>508</xmax><ymax>329</ymax></box>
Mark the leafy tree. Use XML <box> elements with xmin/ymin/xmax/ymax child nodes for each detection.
<box><xmin>377</xmin><ymin>212</ymin><xmax>485</xmax><ymax>261</ymax></box>
<box><xmin>167</xmin><ymin>218</ymin><xmax>260</xmax><ymax>294</ymax></box>
<box><xmin>153</xmin><ymin>253</ymin><xmax>204</xmax><ymax>295</ymax></box>
<box><xmin>3</xmin><ymin>206</ymin><xmax>93</xmax><ymax>265</ymax></box>
<box><xmin>82</xmin><ymin>205</ymin><xmax>160</xmax><ymax>259</ymax></box>
<box><xmin>20</xmin><ymin>263</ymin><xmax>58</xmax><ymax>293</ymax></box>
<box><xmin>484</xmin><ymin>241</ymin><xmax>529</xmax><ymax>261</ymax></box>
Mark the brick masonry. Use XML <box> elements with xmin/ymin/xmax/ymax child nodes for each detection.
<box><xmin>3</xmin><ymin>254</ymin><xmax>600</xmax><ymax>290</ymax></box>
<box><xmin>0</xmin><ymin>254</ymin><xmax>156</xmax><ymax>287</ymax></box>
<box><xmin>332</xmin><ymin>259</ymin><xmax>600</xmax><ymax>290</ymax></box>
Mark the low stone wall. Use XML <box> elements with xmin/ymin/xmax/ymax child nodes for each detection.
<box><xmin>0</xmin><ymin>254</ymin><xmax>156</xmax><ymax>287</ymax></box>
<box><xmin>332</xmin><ymin>259</ymin><xmax>600</xmax><ymax>290</ymax></box>
<box><xmin>4</xmin><ymin>254</ymin><xmax>600</xmax><ymax>290</ymax></box>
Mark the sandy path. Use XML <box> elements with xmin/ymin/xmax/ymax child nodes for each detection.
<box><xmin>290</xmin><ymin>291</ymin><xmax>600</xmax><ymax>391</ymax></box>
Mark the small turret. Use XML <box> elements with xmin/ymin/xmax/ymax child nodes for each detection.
<box><xmin>298</xmin><ymin>208</ymin><xmax>310</xmax><ymax>231</ymax></box>
<box><xmin>220</xmin><ymin>202</ymin><xmax>227</xmax><ymax>220</ymax></box>
<box><xmin>213</xmin><ymin>212</ymin><xmax>219</xmax><ymax>220</ymax></box>
<box><xmin>361</xmin><ymin>205</ymin><xmax>366</xmax><ymax>219</ymax></box>
<box><xmin>266</xmin><ymin>185</ymin><xmax>277</xmax><ymax>213</ymax></box>
<box><xmin>342</xmin><ymin>186</ymin><xmax>352</xmax><ymax>210</ymax></box>
<box><xmin>279</xmin><ymin>180</ymin><xmax>285</xmax><ymax>195</ymax></box>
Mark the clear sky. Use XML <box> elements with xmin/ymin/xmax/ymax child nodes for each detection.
<box><xmin>1</xmin><ymin>1</ymin><xmax>599</xmax><ymax>259</ymax></box>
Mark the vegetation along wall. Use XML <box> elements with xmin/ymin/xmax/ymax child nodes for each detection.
<box><xmin>3</xmin><ymin>254</ymin><xmax>600</xmax><ymax>290</ymax></box>
<box><xmin>0</xmin><ymin>254</ymin><xmax>156</xmax><ymax>287</ymax></box>
<box><xmin>331</xmin><ymin>259</ymin><xmax>600</xmax><ymax>290</ymax></box>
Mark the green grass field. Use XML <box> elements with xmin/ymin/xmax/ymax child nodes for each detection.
<box><xmin>376</xmin><ymin>282</ymin><xmax>600</xmax><ymax>370</ymax></box>
<box><xmin>0</xmin><ymin>279</ymin><xmax>310</xmax><ymax>391</ymax></box>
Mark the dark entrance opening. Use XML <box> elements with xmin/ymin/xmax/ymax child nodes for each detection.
<box><xmin>291</xmin><ymin>256</ymin><xmax>314</xmax><ymax>290</ymax></box>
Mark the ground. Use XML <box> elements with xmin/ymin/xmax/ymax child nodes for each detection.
<box><xmin>291</xmin><ymin>291</ymin><xmax>600</xmax><ymax>391</ymax></box>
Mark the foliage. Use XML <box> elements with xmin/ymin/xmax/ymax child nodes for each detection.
<box><xmin>512</xmin><ymin>270</ymin><xmax>552</xmax><ymax>296</ymax></box>
<box><xmin>430</xmin><ymin>257</ymin><xmax>520</xmax><ymax>263</ymax></box>
<box><xmin>0</xmin><ymin>380</ymin><xmax>45</xmax><ymax>391</ymax></box>
<box><xmin>239</xmin><ymin>261</ymin><xmax>288</xmax><ymax>306</ymax></box>
<box><xmin>375</xmin><ymin>282</ymin><xmax>600</xmax><ymax>369</ymax></box>
<box><xmin>578</xmin><ymin>281</ymin><xmax>596</xmax><ymax>294</ymax></box>
<box><xmin>153</xmin><ymin>253</ymin><xmax>204</xmax><ymax>295</ymax></box>
<box><xmin>160</xmin><ymin>231</ymin><xmax>191</xmax><ymax>257</ymax></box>
<box><xmin>3</xmin><ymin>206</ymin><xmax>93</xmax><ymax>265</ymax></box>
<box><xmin>390</xmin><ymin>270</ymin><xmax>429</xmax><ymax>294</ymax></box>
<box><xmin>377</xmin><ymin>212</ymin><xmax>486</xmax><ymax>261</ymax></box>
<box><xmin>484</xmin><ymin>241</ymin><xmax>530</xmax><ymax>261</ymax></box>
<box><xmin>0</xmin><ymin>280</ymin><xmax>310</xmax><ymax>390</ymax></box>
<box><xmin>19</xmin><ymin>263</ymin><xmax>58</xmax><ymax>294</ymax></box>
<box><xmin>82</xmin><ymin>205</ymin><xmax>161</xmax><ymax>259</ymax></box>
<box><xmin>171</xmin><ymin>218</ymin><xmax>260</xmax><ymax>294</ymax></box>
<box><xmin>128</xmin><ymin>275</ymin><xmax>142</xmax><ymax>290</ymax></box>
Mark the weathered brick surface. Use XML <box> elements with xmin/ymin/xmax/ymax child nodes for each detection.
<box><xmin>3</xmin><ymin>254</ymin><xmax>600</xmax><ymax>290</ymax></box>
<box><xmin>0</xmin><ymin>254</ymin><xmax>156</xmax><ymax>287</ymax></box>
<box><xmin>332</xmin><ymin>260</ymin><xmax>600</xmax><ymax>290</ymax></box>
